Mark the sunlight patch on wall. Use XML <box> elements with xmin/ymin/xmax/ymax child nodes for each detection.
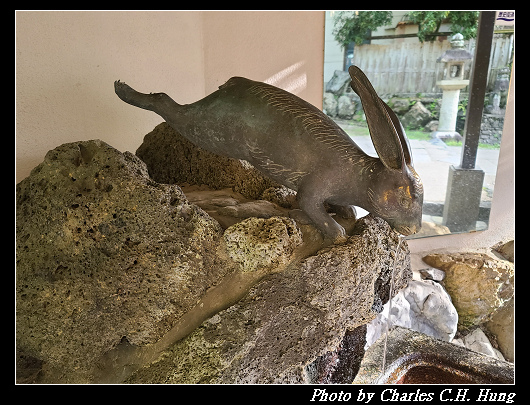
<box><xmin>265</xmin><ymin>61</ymin><xmax>307</xmax><ymax>95</ymax></box>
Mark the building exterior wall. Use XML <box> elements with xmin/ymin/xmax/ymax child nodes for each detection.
<box><xmin>324</xmin><ymin>11</ymin><xmax>345</xmax><ymax>84</ymax></box>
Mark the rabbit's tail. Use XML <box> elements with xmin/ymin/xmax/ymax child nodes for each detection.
<box><xmin>114</xmin><ymin>80</ymin><xmax>181</xmax><ymax>121</ymax></box>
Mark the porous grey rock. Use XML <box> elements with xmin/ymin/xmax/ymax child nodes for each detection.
<box><xmin>126</xmin><ymin>215</ymin><xmax>412</xmax><ymax>383</ymax></box>
<box><xmin>136</xmin><ymin>122</ymin><xmax>280</xmax><ymax>200</ymax></box>
<box><xmin>223</xmin><ymin>217</ymin><xmax>303</xmax><ymax>273</ymax></box>
<box><xmin>16</xmin><ymin>140</ymin><xmax>228</xmax><ymax>383</ymax></box>
<box><xmin>16</xmin><ymin>133</ymin><xmax>414</xmax><ymax>384</ymax></box>
<box><xmin>261</xmin><ymin>185</ymin><xmax>298</xmax><ymax>209</ymax></box>
<box><xmin>308</xmin><ymin>325</ymin><xmax>367</xmax><ymax>384</ymax></box>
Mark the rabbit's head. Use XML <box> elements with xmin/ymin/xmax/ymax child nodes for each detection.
<box><xmin>349</xmin><ymin>66</ymin><xmax>423</xmax><ymax>236</ymax></box>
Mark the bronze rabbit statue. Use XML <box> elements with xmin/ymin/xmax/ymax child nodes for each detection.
<box><xmin>115</xmin><ymin>65</ymin><xmax>423</xmax><ymax>242</ymax></box>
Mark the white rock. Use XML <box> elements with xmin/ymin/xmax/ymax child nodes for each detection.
<box><xmin>493</xmin><ymin>348</ymin><xmax>506</xmax><ymax>361</ymax></box>
<box><xmin>452</xmin><ymin>338</ymin><xmax>465</xmax><ymax>348</ymax></box>
<box><xmin>365</xmin><ymin>294</ymin><xmax>411</xmax><ymax>347</ymax></box>
<box><xmin>366</xmin><ymin>280</ymin><xmax>458</xmax><ymax>348</ymax></box>
<box><xmin>419</xmin><ymin>267</ymin><xmax>446</xmax><ymax>281</ymax></box>
<box><xmin>462</xmin><ymin>328</ymin><xmax>505</xmax><ymax>361</ymax></box>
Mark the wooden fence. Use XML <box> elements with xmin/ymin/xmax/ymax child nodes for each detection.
<box><xmin>351</xmin><ymin>33</ymin><xmax>513</xmax><ymax>96</ymax></box>
<box><xmin>485</xmin><ymin>34</ymin><xmax>514</xmax><ymax>89</ymax></box>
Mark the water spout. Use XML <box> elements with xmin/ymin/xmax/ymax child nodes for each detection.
<box><xmin>381</xmin><ymin>234</ymin><xmax>406</xmax><ymax>376</ymax></box>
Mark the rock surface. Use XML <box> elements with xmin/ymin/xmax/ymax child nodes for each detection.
<box><xmin>413</xmin><ymin>221</ymin><xmax>450</xmax><ymax>238</ymax></box>
<box><xmin>400</xmin><ymin>101</ymin><xmax>432</xmax><ymax>130</ymax></box>
<box><xmin>492</xmin><ymin>240</ymin><xmax>514</xmax><ymax>262</ymax></box>
<box><xmin>16</xmin><ymin>140</ymin><xmax>228</xmax><ymax>383</ymax></box>
<box><xmin>419</xmin><ymin>267</ymin><xmax>446</xmax><ymax>281</ymax></box>
<box><xmin>460</xmin><ymin>328</ymin><xmax>505</xmax><ymax>361</ymax></box>
<box><xmin>484</xmin><ymin>297</ymin><xmax>514</xmax><ymax>362</ymax></box>
<box><xmin>223</xmin><ymin>217</ymin><xmax>303</xmax><ymax>273</ymax></box>
<box><xmin>485</xmin><ymin>240</ymin><xmax>514</xmax><ymax>362</ymax></box>
<box><xmin>424</xmin><ymin>119</ymin><xmax>439</xmax><ymax>132</ymax></box>
<box><xmin>387</xmin><ymin>97</ymin><xmax>411</xmax><ymax>115</ymax></box>
<box><xmin>325</xmin><ymin>70</ymin><xmax>351</xmax><ymax>95</ymax></box>
<box><xmin>16</xmin><ymin>135</ymin><xmax>412</xmax><ymax>384</ymax></box>
<box><xmin>126</xmin><ymin>215</ymin><xmax>411</xmax><ymax>383</ymax></box>
<box><xmin>310</xmin><ymin>325</ymin><xmax>367</xmax><ymax>384</ymax></box>
<box><xmin>453</xmin><ymin>328</ymin><xmax>505</xmax><ymax>361</ymax></box>
<box><xmin>337</xmin><ymin>95</ymin><xmax>356</xmax><ymax>119</ymax></box>
<box><xmin>323</xmin><ymin>92</ymin><xmax>338</xmax><ymax>117</ymax></box>
<box><xmin>136</xmin><ymin>122</ymin><xmax>280</xmax><ymax>200</ymax></box>
<box><xmin>181</xmin><ymin>186</ymin><xmax>293</xmax><ymax>230</ymax></box>
<box><xmin>366</xmin><ymin>279</ymin><xmax>458</xmax><ymax>347</ymax></box>
<box><xmin>422</xmin><ymin>252</ymin><xmax>514</xmax><ymax>330</ymax></box>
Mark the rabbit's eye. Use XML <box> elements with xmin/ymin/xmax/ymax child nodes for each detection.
<box><xmin>400</xmin><ymin>197</ymin><xmax>411</xmax><ymax>209</ymax></box>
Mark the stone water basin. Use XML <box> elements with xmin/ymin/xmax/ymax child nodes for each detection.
<box><xmin>353</xmin><ymin>327</ymin><xmax>514</xmax><ymax>384</ymax></box>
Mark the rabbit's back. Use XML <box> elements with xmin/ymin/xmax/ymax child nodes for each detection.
<box><xmin>177</xmin><ymin>77</ymin><xmax>369</xmax><ymax>190</ymax></box>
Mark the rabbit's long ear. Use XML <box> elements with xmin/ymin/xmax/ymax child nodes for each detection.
<box><xmin>348</xmin><ymin>65</ymin><xmax>406</xmax><ymax>171</ymax></box>
<box><xmin>381</xmin><ymin>101</ymin><xmax>412</xmax><ymax>166</ymax></box>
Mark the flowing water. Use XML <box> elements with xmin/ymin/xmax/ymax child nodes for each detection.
<box><xmin>381</xmin><ymin>234</ymin><xmax>405</xmax><ymax>376</ymax></box>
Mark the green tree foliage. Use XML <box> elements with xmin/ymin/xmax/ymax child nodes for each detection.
<box><xmin>333</xmin><ymin>11</ymin><xmax>480</xmax><ymax>46</ymax></box>
<box><xmin>447</xmin><ymin>11</ymin><xmax>481</xmax><ymax>40</ymax></box>
<box><xmin>332</xmin><ymin>11</ymin><xmax>393</xmax><ymax>46</ymax></box>
<box><xmin>407</xmin><ymin>11</ymin><xmax>479</xmax><ymax>42</ymax></box>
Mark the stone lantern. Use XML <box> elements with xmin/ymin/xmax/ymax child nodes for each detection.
<box><xmin>432</xmin><ymin>33</ymin><xmax>473</xmax><ymax>140</ymax></box>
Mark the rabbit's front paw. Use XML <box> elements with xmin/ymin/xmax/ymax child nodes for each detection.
<box><xmin>324</xmin><ymin>222</ymin><xmax>348</xmax><ymax>244</ymax></box>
